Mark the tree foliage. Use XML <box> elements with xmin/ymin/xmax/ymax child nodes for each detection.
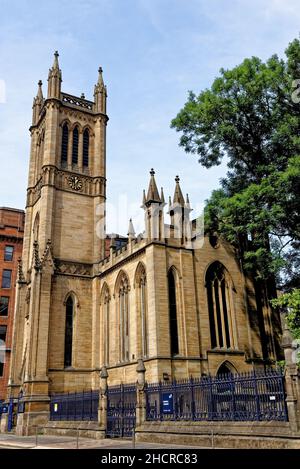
<box><xmin>272</xmin><ymin>289</ymin><xmax>300</xmax><ymax>340</ymax></box>
<box><xmin>171</xmin><ymin>39</ymin><xmax>300</xmax><ymax>288</ymax></box>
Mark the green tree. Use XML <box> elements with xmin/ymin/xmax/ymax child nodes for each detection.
<box><xmin>272</xmin><ymin>289</ymin><xmax>300</xmax><ymax>340</ymax></box>
<box><xmin>171</xmin><ymin>39</ymin><xmax>300</xmax><ymax>288</ymax></box>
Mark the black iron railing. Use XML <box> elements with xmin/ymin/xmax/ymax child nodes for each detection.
<box><xmin>145</xmin><ymin>369</ymin><xmax>288</xmax><ymax>422</ymax></box>
<box><xmin>106</xmin><ymin>383</ymin><xmax>136</xmax><ymax>437</ymax></box>
<box><xmin>50</xmin><ymin>390</ymin><xmax>98</xmax><ymax>421</ymax></box>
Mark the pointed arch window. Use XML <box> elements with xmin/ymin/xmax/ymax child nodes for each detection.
<box><xmin>102</xmin><ymin>287</ymin><xmax>110</xmax><ymax>365</ymax></box>
<box><xmin>206</xmin><ymin>262</ymin><xmax>235</xmax><ymax>350</ymax></box>
<box><xmin>168</xmin><ymin>269</ymin><xmax>179</xmax><ymax>356</ymax></box>
<box><xmin>61</xmin><ymin>123</ymin><xmax>69</xmax><ymax>163</ymax></box>
<box><xmin>118</xmin><ymin>274</ymin><xmax>130</xmax><ymax>362</ymax></box>
<box><xmin>72</xmin><ymin>126</ymin><xmax>79</xmax><ymax>165</ymax></box>
<box><xmin>83</xmin><ymin>129</ymin><xmax>89</xmax><ymax>167</ymax></box>
<box><xmin>137</xmin><ymin>267</ymin><xmax>148</xmax><ymax>358</ymax></box>
<box><xmin>64</xmin><ymin>296</ymin><xmax>74</xmax><ymax>367</ymax></box>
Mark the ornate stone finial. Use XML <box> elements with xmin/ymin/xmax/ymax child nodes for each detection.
<box><xmin>17</xmin><ymin>258</ymin><xmax>25</xmax><ymax>283</ymax></box>
<box><xmin>33</xmin><ymin>240</ymin><xmax>41</xmax><ymax>271</ymax></box>
<box><xmin>173</xmin><ymin>175</ymin><xmax>185</xmax><ymax>205</ymax></box>
<box><xmin>160</xmin><ymin>187</ymin><xmax>165</xmax><ymax>205</ymax></box>
<box><xmin>127</xmin><ymin>218</ymin><xmax>136</xmax><ymax>240</ymax></box>
<box><xmin>97</xmin><ymin>66</ymin><xmax>104</xmax><ymax>87</ymax></box>
<box><xmin>136</xmin><ymin>358</ymin><xmax>146</xmax><ymax>373</ymax></box>
<box><xmin>185</xmin><ymin>193</ymin><xmax>192</xmax><ymax>211</ymax></box>
<box><xmin>48</xmin><ymin>51</ymin><xmax>62</xmax><ymax>99</ymax></box>
<box><xmin>53</xmin><ymin>50</ymin><xmax>59</xmax><ymax>67</ymax></box>
<box><xmin>100</xmin><ymin>365</ymin><xmax>108</xmax><ymax>379</ymax></box>
<box><xmin>144</xmin><ymin>169</ymin><xmax>161</xmax><ymax>205</ymax></box>
<box><xmin>81</xmin><ymin>93</ymin><xmax>85</xmax><ymax>99</ymax></box>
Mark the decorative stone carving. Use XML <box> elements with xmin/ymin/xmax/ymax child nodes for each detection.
<box><xmin>55</xmin><ymin>259</ymin><xmax>92</xmax><ymax>277</ymax></box>
<box><xmin>26</xmin><ymin>166</ymin><xmax>106</xmax><ymax>205</ymax></box>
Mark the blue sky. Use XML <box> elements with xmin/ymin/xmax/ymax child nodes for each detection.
<box><xmin>0</xmin><ymin>0</ymin><xmax>299</xmax><ymax>234</ymax></box>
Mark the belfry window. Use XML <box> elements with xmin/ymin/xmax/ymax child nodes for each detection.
<box><xmin>206</xmin><ymin>262</ymin><xmax>235</xmax><ymax>350</ymax></box>
<box><xmin>64</xmin><ymin>296</ymin><xmax>74</xmax><ymax>367</ymax></box>
<box><xmin>168</xmin><ymin>270</ymin><xmax>179</xmax><ymax>356</ymax></box>
<box><xmin>118</xmin><ymin>274</ymin><xmax>129</xmax><ymax>363</ymax></box>
<box><xmin>72</xmin><ymin>127</ymin><xmax>79</xmax><ymax>165</ymax></box>
<box><xmin>83</xmin><ymin>129</ymin><xmax>89</xmax><ymax>167</ymax></box>
<box><xmin>61</xmin><ymin>123</ymin><xmax>69</xmax><ymax>163</ymax></box>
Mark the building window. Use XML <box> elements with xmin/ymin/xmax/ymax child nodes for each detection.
<box><xmin>64</xmin><ymin>296</ymin><xmax>74</xmax><ymax>368</ymax></box>
<box><xmin>0</xmin><ymin>325</ymin><xmax>7</xmax><ymax>377</ymax></box>
<box><xmin>168</xmin><ymin>269</ymin><xmax>179</xmax><ymax>356</ymax></box>
<box><xmin>72</xmin><ymin>126</ymin><xmax>79</xmax><ymax>165</ymax></box>
<box><xmin>1</xmin><ymin>270</ymin><xmax>12</xmax><ymax>289</ymax></box>
<box><xmin>83</xmin><ymin>129</ymin><xmax>89</xmax><ymax>167</ymax></box>
<box><xmin>0</xmin><ymin>297</ymin><xmax>9</xmax><ymax>317</ymax></box>
<box><xmin>206</xmin><ymin>261</ymin><xmax>235</xmax><ymax>350</ymax></box>
<box><xmin>118</xmin><ymin>274</ymin><xmax>130</xmax><ymax>362</ymax></box>
<box><xmin>137</xmin><ymin>267</ymin><xmax>148</xmax><ymax>358</ymax></box>
<box><xmin>4</xmin><ymin>246</ymin><xmax>14</xmax><ymax>262</ymax></box>
<box><xmin>61</xmin><ymin>123</ymin><xmax>69</xmax><ymax>163</ymax></box>
<box><xmin>102</xmin><ymin>286</ymin><xmax>110</xmax><ymax>366</ymax></box>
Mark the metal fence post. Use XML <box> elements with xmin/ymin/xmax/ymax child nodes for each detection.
<box><xmin>190</xmin><ymin>377</ymin><xmax>195</xmax><ymax>421</ymax></box>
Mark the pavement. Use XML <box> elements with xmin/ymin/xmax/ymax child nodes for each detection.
<box><xmin>0</xmin><ymin>433</ymin><xmax>209</xmax><ymax>450</ymax></box>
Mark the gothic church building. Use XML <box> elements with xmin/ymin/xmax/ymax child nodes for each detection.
<box><xmin>5</xmin><ymin>53</ymin><xmax>281</xmax><ymax>434</ymax></box>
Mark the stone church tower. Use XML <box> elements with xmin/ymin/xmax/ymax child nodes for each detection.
<box><xmin>8</xmin><ymin>52</ymin><xmax>108</xmax><ymax>433</ymax></box>
<box><xmin>5</xmin><ymin>53</ymin><xmax>282</xmax><ymax>435</ymax></box>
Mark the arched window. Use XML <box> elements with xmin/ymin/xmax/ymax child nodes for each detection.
<box><xmin>101</xmin><ymin>285</ymin><xmax>110</xmax><ymax>366</ymax></box>
<box><xmin>206</xmin><ymin>262</ymin><xmax>235</xmax><ymax>350</ymax></box>
<box><xmin>83</xmin><ymin>129</ymin><xmax>89</xmax><ymax>167</ymax></box>
<box><xmin>117</xmin><ymin>272</ymin><xmax>130</xmax><ymax>362</ymax></box>
<box><xmin>61</xmin><ymin>123</ymin><xmax>69</xmax><ymax>163</ymax></box>
<box><xmin>168</xmin><ymin>269</ymin><xmax>179</xmax><ymax>356</ymax></box>
<box><xmin>64</xmin><ymin>296</ymin><xmax>74</xmax><ymax>367</ymax></box>
<box><xmin>135</xmin><ymin>264</ymin><xmax>148</xmax><ymax>358</ymax></box>
<box><xmin>72</xmin><ymin>126</ymin><xmax>79</xmax><ymax>165</ymax></box>
<box><xmin>33</xmin><ymin>213</ymin><xmax>40</xmax><ymax>242</ymax></box>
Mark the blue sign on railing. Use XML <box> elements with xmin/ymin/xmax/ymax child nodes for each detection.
<box><xmin>162</xmin><ymin>393</ymin><xmax>174</xmax><ymax>414</ymax></box>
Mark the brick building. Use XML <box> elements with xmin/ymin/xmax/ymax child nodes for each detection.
<box><xmin>0</xmin><ymin>208</ymin><xmax>24</xmax><ymax>402</ymax></box>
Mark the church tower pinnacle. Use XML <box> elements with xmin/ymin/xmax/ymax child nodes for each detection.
<box><xmin>94</xmin><ymin>66</ymin><xmax>107</xmax><ymax>114</ymax></box>
<box><xmin>47</xmin><ymin>51</ymin><xmax>62</xmax><ymax>99</ymax></box>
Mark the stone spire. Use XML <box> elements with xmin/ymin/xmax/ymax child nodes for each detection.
<box><xmin>173</xmin><ymin>175</ymin><xmax>185</xmax><ymax>206</ymax></box>
<box><xmin>168</xmin><ymin>176</ymin><xmax>192</xmax><ymax>245</ymax></box>
<box><xmin>143</xmin><ymin>169</ymin><xmax>161</xmax><ymax>206</ymax></box>
<box><xmin>185</xmin><ymin>193</ymin><xmax>192</xmax><ymax>211</ymax></box>
<box><xmin>32</xmin><ymin>80</ymin><xmax>44</xmax><ymax>125</ymax></box>
<box><xmin>47</xmin><ymin>51</ymin><xmax>62</xmax><ymax>99</ymax></box>
<box><xmin>94</xmin><ymin>66</ymin><xmax>107</xmax><ymax>113</ymax></box>
<box><xmin>127</xmin><ymin>218</ymin><xmax>136</xmax><ymax>241</ymax></box>
<box><xmin>160</xmin><ymin>187</ymin><xmax>165</xmax><ymax>205</ymax></box>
